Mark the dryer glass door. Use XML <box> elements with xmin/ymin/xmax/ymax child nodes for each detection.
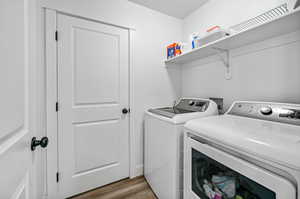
<box><xmin>185</xmin><ymin>137</ymin><xmax>296</xmax><ymax>199</ymax></box>
<box><xmin>192</xmin><ymin>149</ymin><xmax>275</xmax><ymax>199</ymax></box>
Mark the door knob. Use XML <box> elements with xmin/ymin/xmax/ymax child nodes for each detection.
<box><xmin>122</xmin><ymin>108</ymin><xmax>129</xmax><ymax>114</ymax></box>
<box><xmin>31</xmin><ymin>137</ymin><xmax>49</xmax><ymax>151</ymax></box>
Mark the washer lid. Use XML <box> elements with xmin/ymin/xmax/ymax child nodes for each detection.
<box><xmin>148</xmin><ymin>98</ymin><xmax>211</xmax><ymax>119</ymax></box>
<box><xmin>185</xmin><ymin>114</ymin><xmax>300</xmax><ymax>170</ymax></box>
<box><xmin>148</xmin><ymin>107</ymin><xmax>196</xmax><ymax>118</ymax></box>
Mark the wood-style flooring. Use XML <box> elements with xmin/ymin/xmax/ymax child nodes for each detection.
<box><xmin>70</xmin><ymin>176</ymin><xmax>158</xmax><ymax>199</ymax></box>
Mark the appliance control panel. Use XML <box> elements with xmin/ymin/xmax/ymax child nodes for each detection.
<box><xmin>228</xmin><ymin>102</ymin><xmax>300</xmax><ymax>126</ymax></box>
<box><xmin>176</xmin><ymin>98</ymin><xmax>209</xmax><ymax>112</ymax></box>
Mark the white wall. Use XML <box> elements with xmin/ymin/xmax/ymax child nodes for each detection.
<box><xmin>182</xmin><ymin>0</ymin><xmax>300</xmax><ymax>110</ymax></box>
<box><xmin>41</xmin><ymin>0</ymin><xmax>183</xmax><ymax>177</ymax></box>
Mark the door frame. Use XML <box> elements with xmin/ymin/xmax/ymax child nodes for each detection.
<box><xmin>45</xmin><ymin>9</ymin><xmax>136</xmax><ymax>198</ymax></box>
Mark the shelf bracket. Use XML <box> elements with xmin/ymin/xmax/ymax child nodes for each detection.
<box><xmin>212</xmin><ymin>47</ymin><xmax>232</xmax><ymax>80</ymax></box>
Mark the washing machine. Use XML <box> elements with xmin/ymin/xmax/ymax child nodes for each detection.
<box><xmin>144</xmin><ymin>98</ymin><xmax>218</xmax><ymax>199</ymax></box>
<box><xmin>184</xmin><ymin>101</ymin><xmax>300</xmax><ymax>199</ymax></box>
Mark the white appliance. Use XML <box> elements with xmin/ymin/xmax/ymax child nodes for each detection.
<box><xmin>145</xmin><ymin>98</ymin><xmax>218</xmax><ymax>199</ymax></box>
<box><xmin>184</xmin><ymin>101</ymin><xmax>300</xmax><ymax>199</ymax></box>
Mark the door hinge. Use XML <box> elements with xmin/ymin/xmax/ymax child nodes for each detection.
<box><xmin>55</xmin><ymin>31</ymin><xmax>58</xmax><ymax>41</ymax></box>
<box><xmin>56</xmin><ymin>102</ymin><xmax>59</xmax><ymax>112</ymax></box>
<box><xmin>56</xmin><ymin>172</ymin><xmax>59</xmax><ymax>183</ymax></box>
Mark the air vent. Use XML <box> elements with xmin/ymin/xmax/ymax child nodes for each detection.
<box><xmin>230</xmin><ymin>4</ymin><xmax>289</xmax><ymax>33</ymax></box>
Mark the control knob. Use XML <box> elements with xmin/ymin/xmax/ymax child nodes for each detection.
<box><xmin>188</xmin><ymin>100</ymin><xmax>195</xmax><ymax>106</ymax></box>
<box><xmin>260</xmin><ymin>106</ymin><xmax>273</xmax><ymax>115</ymax></box>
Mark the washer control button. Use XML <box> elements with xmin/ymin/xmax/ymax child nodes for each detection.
<box><xmin>260</xmin><ymin>106</ymin><xmax>273</xmax><ymax>115</ymax></box>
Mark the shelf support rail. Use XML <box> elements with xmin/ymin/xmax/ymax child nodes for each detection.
<box><xmin>212</xmin><ymin>47</ymin><xmax>232</xmax><ymax>80</ymax></box>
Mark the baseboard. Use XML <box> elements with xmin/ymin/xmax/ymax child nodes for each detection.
<box><xmin>134</xmin><ymin>164</ymin><xmax>144</xmax><ymax>177</ymax></box>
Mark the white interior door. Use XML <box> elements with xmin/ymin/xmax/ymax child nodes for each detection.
<box><xmin>0</xmin><ymin>0</ymin><xmax>36</xmax><ymax>198</ymax></box>
<box><xmin>57</xmin><ymin>14</ymin><xmax>130</xmax><ymax>198</ymax></box>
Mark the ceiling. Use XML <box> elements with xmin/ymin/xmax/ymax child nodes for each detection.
<box><xmin>128</xmin><ymin>0</ymin><xmax>209</xmax><ymax>19</ymax></box>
